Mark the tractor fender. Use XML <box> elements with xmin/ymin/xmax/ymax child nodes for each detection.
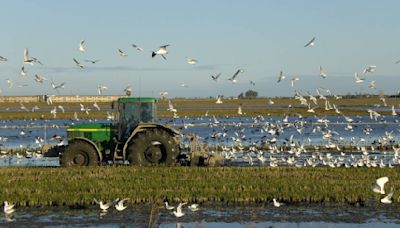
<box><xmin>122</xmin><ymin>123</ymin><xmax>180</xmax><ymax>159</ymax></box>
<box><xmin>69</xmin><ymin>137</ymin><xmax>103</xmax><ymax>162</ymax></box>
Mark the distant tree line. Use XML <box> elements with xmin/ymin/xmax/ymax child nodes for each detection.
<box><xmin>238</xmin><ymin>90</ymin><xmax>258</xmax><ymax>99</ymax></box>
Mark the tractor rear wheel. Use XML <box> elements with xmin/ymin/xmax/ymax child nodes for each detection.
<box><xmin>60</xmin><ymin>141</ymin><xmax>99</xmax><ymax>167</ymax></box>
<box><xmin>126</xmin><ymin>128</ymin><xmax>179</xmax><ymax>166</ymax></box>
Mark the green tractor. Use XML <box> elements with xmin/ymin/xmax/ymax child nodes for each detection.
<box><xmin>59</xmin><ymin>97</ymin><xmax>182</xmax><ymax>167</ymax></box>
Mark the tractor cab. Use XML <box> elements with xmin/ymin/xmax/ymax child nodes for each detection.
<box><xmin>114</xmin><ymin>97</ymin><xmax>158</xmax><ymax>140</ymax></box>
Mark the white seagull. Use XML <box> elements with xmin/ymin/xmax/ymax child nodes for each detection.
<box><xmin>291</xmin><ymin>76</ymin><xmax>300</xmax><ymax>87</ymax></box>
<box><xmin>34</xmin><ymin>74</ymin><xmax>47</xmax><ymax>83</ymax></box>
<box><xmin>23</xmin><ymin>48</ymin><xmax>34</xmax><ymax>65</ymax></box>
<box><xmin>165</xmin><ymin>201</ymin><xmax>175</xmax><ymax>210</ymax></box>
<box><xmin>372</xmin><ymin>176</ymin><xmax>389</xmax><ymax>194</ymax></box>
<box><xmin>85</xmin><ymin>59</ymin><xmax>100</xmax><ymax>64</ymax></box>
<box><xmin>211</xmin><ymin>73</ymin><xmax>221</xmax><ymax>82</ymax></box>
<box><xmin>78</xmin><ymin>40</ymin><xmax>86</xmax><ymax>52</ymax></box>
<box><xmin>0</xmin><ymin>56</ymin><xmax>7</xmax><ymax>61</ymax></box>
<box><xmin>228</xmin><ymin>69</ymin><xmax>244</xmax><ymax>83</ymax></box>
<box><xmin>380</xmin><ymin>187</ymin><xmax>394</xmax><ymax>204</ymax></box>
<box><xmin>319</xmin><ymin>66</ymin><xmax>327</xmax><ymax>78</ymax></box>
<box><xmin>188</xmin><ymin>203</ymin><xmax>200</xmax><ymax>212</ymax></box>
<box><xmin>3</xmin><ymin>201</ymin><xmax>15</xmax><ymax>214</ymax></box>
<box><xmin>277</xmin><ymin>71</ymin><xmax>285</xmax><ymax>83</ymax></box>
<box><xmin>20</xmin><ymin>66</ymin><xmax>27</xmax><ymax>76</ymax></box>
<box><xmin>118</xmin><ymin>49</ymin><xmax>128</xmax><ymax>57</ymax></box>
<box><xmin>73</xmin><ymin>58</ymin><xmax>84</xmax><ymax>68</ymax></box>
<box><xmin>152</xmin><ymin>44</ymin><xmax>170</xmax><ymax>60</ymax></box>
<box><xmin>186</xmin><ymin>57</ymin><xmax>198</xmax><ymax>65</ymax></box>
<box><xmin>273</xmin><ymin>198</ymin><xmax>281</xmax><ymax>207</ymax></box>
<box><xmin>354</xmin><ymin>72</ymin><xmax>365</xmax><ymax>83</ymax></box>
<box><xmin>132</xmin><ymin>43</ymin><xmax>144</xmax><ymax>51</ymax></box>
<box><xmin>97</xmin><ymin>85</ymin><xmax>108</xmax><ymax>95</ymax></box>
<box><xmin>363</xmin><ymin>65</ymin><xmax>376</xmax><ymax>74</ymax></box>
<box><xmin>115</xmin><ymin>198</ymin><xmax>129</xmax><ymax>211</ymax></box>
<box><xmin>304</xmin><ymin>37</ymin><xmax>316</xmax><ymax>47</ymax></box>
<box><xmin>93</xmin><ymin>198</ymin><xmax>119</xmax><ymax>211</ymax></box>
<box><xmin>173</xmin><ymin>202</ymin><xmax>187</xmax><ymax>218</ymax></box>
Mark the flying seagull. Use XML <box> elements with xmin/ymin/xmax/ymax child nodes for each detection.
<box><xmin>0</xmin><ymin>56</ymin><xmax>7</xmax><ymax>61</ymax></box>
<box><xmin>372</xmin><ymin>176</ymin><xmax>389</xmax><ymax>194</ymax></box>
<box><xmin>131</xmin><ymin>44</ymin><xmax>144</xmax><ymax>51</ymax></box>
<box><xmin>354</xmin><ymin>72</ymin><xmax>365</xmax><ymax>83</ymax></box>
<box><xmin>228</xmin><ymin>69</ymin><xmax>244</xmax><ymax>83</ymax></box>
<box><xmin>304</xmin><ymin>37</ymin><xmax>316</xmax><ymax>47</ymax></box>
<box><xmin>85</xmin><ymin>59</ymin><xmax>100</xmax><ymax>64</ymax></box>
<box><xmin>97</xmin><ymin>85</ymin><xmax>107</xmax><ymax>95</ymax></box>
<box><xmin>211</xmin><ymin>73</ymin><xmax>221</xmax><ymax>82</ymax></box>
<box><xmin>319</xmin><ymin>66</ymin><xmax>327</xmax><ymax>78</ymax></box>
<box><xmin>186</xmin><ymin>57</ymin><xmax>198</xmax><ymax>65</ymax></box>
<box><xmin>152</xmin><ymin>44</ymin><xmax>169</xmax><ymax>60</ymax></box>
<box><xmin>277</xmin><ymin>71</ymin><xmax>285</xmax><ymax>83</ymax></box>
<box><xmin>363</xmin><ymin>65</ymin><xmax>376</xmax><ymax>74</ymax></box>
<box><xmin>78</xmin><ymin>40</ymin><xmax>85</xmax><ymax>52</ymax></box>
<box><xmin>73</xmin><ymin>58</ymin><xmax>84</xmax><ymax>68</ymax></box>
<box><xmin>124</xmin><ymin>84</ymin><xmax>132</xmax><ymax>96</ymax></box>
<box><xmin>118</xmin><ymin>49</ymin><xmax>128</xmax><ymax>57</ymax></box>
<box><xmin>34</xmin><ymin>74</ymin><xmax>47</xmax><ymax>83</ymax></box>
<box><xmin>23</xmin><ymin>48</ymin><xmax>34</xmax><ymax>65</ymax></box>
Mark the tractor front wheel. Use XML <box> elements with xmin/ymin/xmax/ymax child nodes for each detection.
<box><xmin>60</xmin><ymin>141</ymin><xmax>99</xmax><ymax>167</ymax></box>
<box><xmin>126</xmin><ymin>128</ymin><xmax>179</xmax><ymax>166</ymax></box>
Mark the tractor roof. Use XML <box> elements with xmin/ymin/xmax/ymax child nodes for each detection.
<box><xmin>118</xmin><ymin>97</ymin><xmax>157</xmax><ymax>103</ymax></box>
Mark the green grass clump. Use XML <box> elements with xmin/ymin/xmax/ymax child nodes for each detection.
<box><xmin>0</xmin><ymin>166</ymin><xmax>398</xmax><ymax>207</ymax></box>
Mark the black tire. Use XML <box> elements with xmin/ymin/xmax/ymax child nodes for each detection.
<box><xmin>60</xmin><ymin>141</ymin><xmax>99</xmax><ymax>167</ymax></box>
<box><xmin>126</xmin><ymin>128</ymin><xmax>180</xmax><ymax>166</ymax></box>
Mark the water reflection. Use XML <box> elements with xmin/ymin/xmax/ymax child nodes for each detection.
<box><xmin>1</xmin><ymin>204</ymin><xmax>399</xmax><ymax>227</ymax></box>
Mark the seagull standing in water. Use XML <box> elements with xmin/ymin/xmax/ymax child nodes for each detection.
<box><xmin>115</xmin><ymin>198</ymin><xmax>129</xmax><ymax>211</ymax></box>
<box><xmin>3</xmin><ymin>201</ymin><xmax>15</xmax><ymax>214</ymax></box>
<box><xmin>273</xmin><ymin>198</ymin><xmax>281</xmax><ymax>207</ymax></box>
<box><xmin>165</xmin><ymin>201</ymin><xmax>175</xmax><ymax>210</ymax></box>
<box><xmin>93</xmin><ymin>198</ymin><xmax>119</xmax><ymax>211</ymax></box>
<box><xmin>173</xmin><ymin>202</ymin><xmax>187</xmax><ymax>218</ymax></box>
<box><xmin>152</xmin><ymin>44</ymin><xmax>170</xmax><ymax>60</ymax></box>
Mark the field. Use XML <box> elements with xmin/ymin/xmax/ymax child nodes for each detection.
<box><xmin>0</xmin><ymin>166</ymin><xmax>397</xmax><ymax>207</ymax></box>
<box><xmin>0</xmin><ymin>96</ymin><xmax>396</xmax><ymax>119</ymax></box>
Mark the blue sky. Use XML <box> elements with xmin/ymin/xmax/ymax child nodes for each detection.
<box><xmin>0</xmin><ymin>1</ymin><xmax>400</xmax><ymax>98</ymax></box>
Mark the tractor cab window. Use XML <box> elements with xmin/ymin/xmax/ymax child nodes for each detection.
<box><xmin>119</xmin><ymin>101</ymin><xmax>155</xmax><ymax>139</ymax></box>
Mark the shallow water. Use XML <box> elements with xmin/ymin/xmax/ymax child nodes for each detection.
<box><xmin>2</xmin><ymin>204</ymin><xmax>400</xmax><ymax>227</ymax></box>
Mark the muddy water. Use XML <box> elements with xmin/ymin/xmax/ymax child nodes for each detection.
<box><xmin>1</xmin><ymin>204</ymin><xmax>399</xmax><ymax>227</ymax></box>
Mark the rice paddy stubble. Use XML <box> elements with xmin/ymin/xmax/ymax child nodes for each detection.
<box><xmin>0</xmin><ymin>167</ymin><xmax>398</xmax><ymax>207</ymax></box>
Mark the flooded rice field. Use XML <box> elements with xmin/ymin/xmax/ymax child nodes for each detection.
<box><xmin>0</xmin><ymin>115</ymin><xmax>400</xmax><ymax>167</ymax></box>
<box><xmin>1</xmin><ymin>204</ymin><xmax>400</xmax><ymax>227</ymax></box>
